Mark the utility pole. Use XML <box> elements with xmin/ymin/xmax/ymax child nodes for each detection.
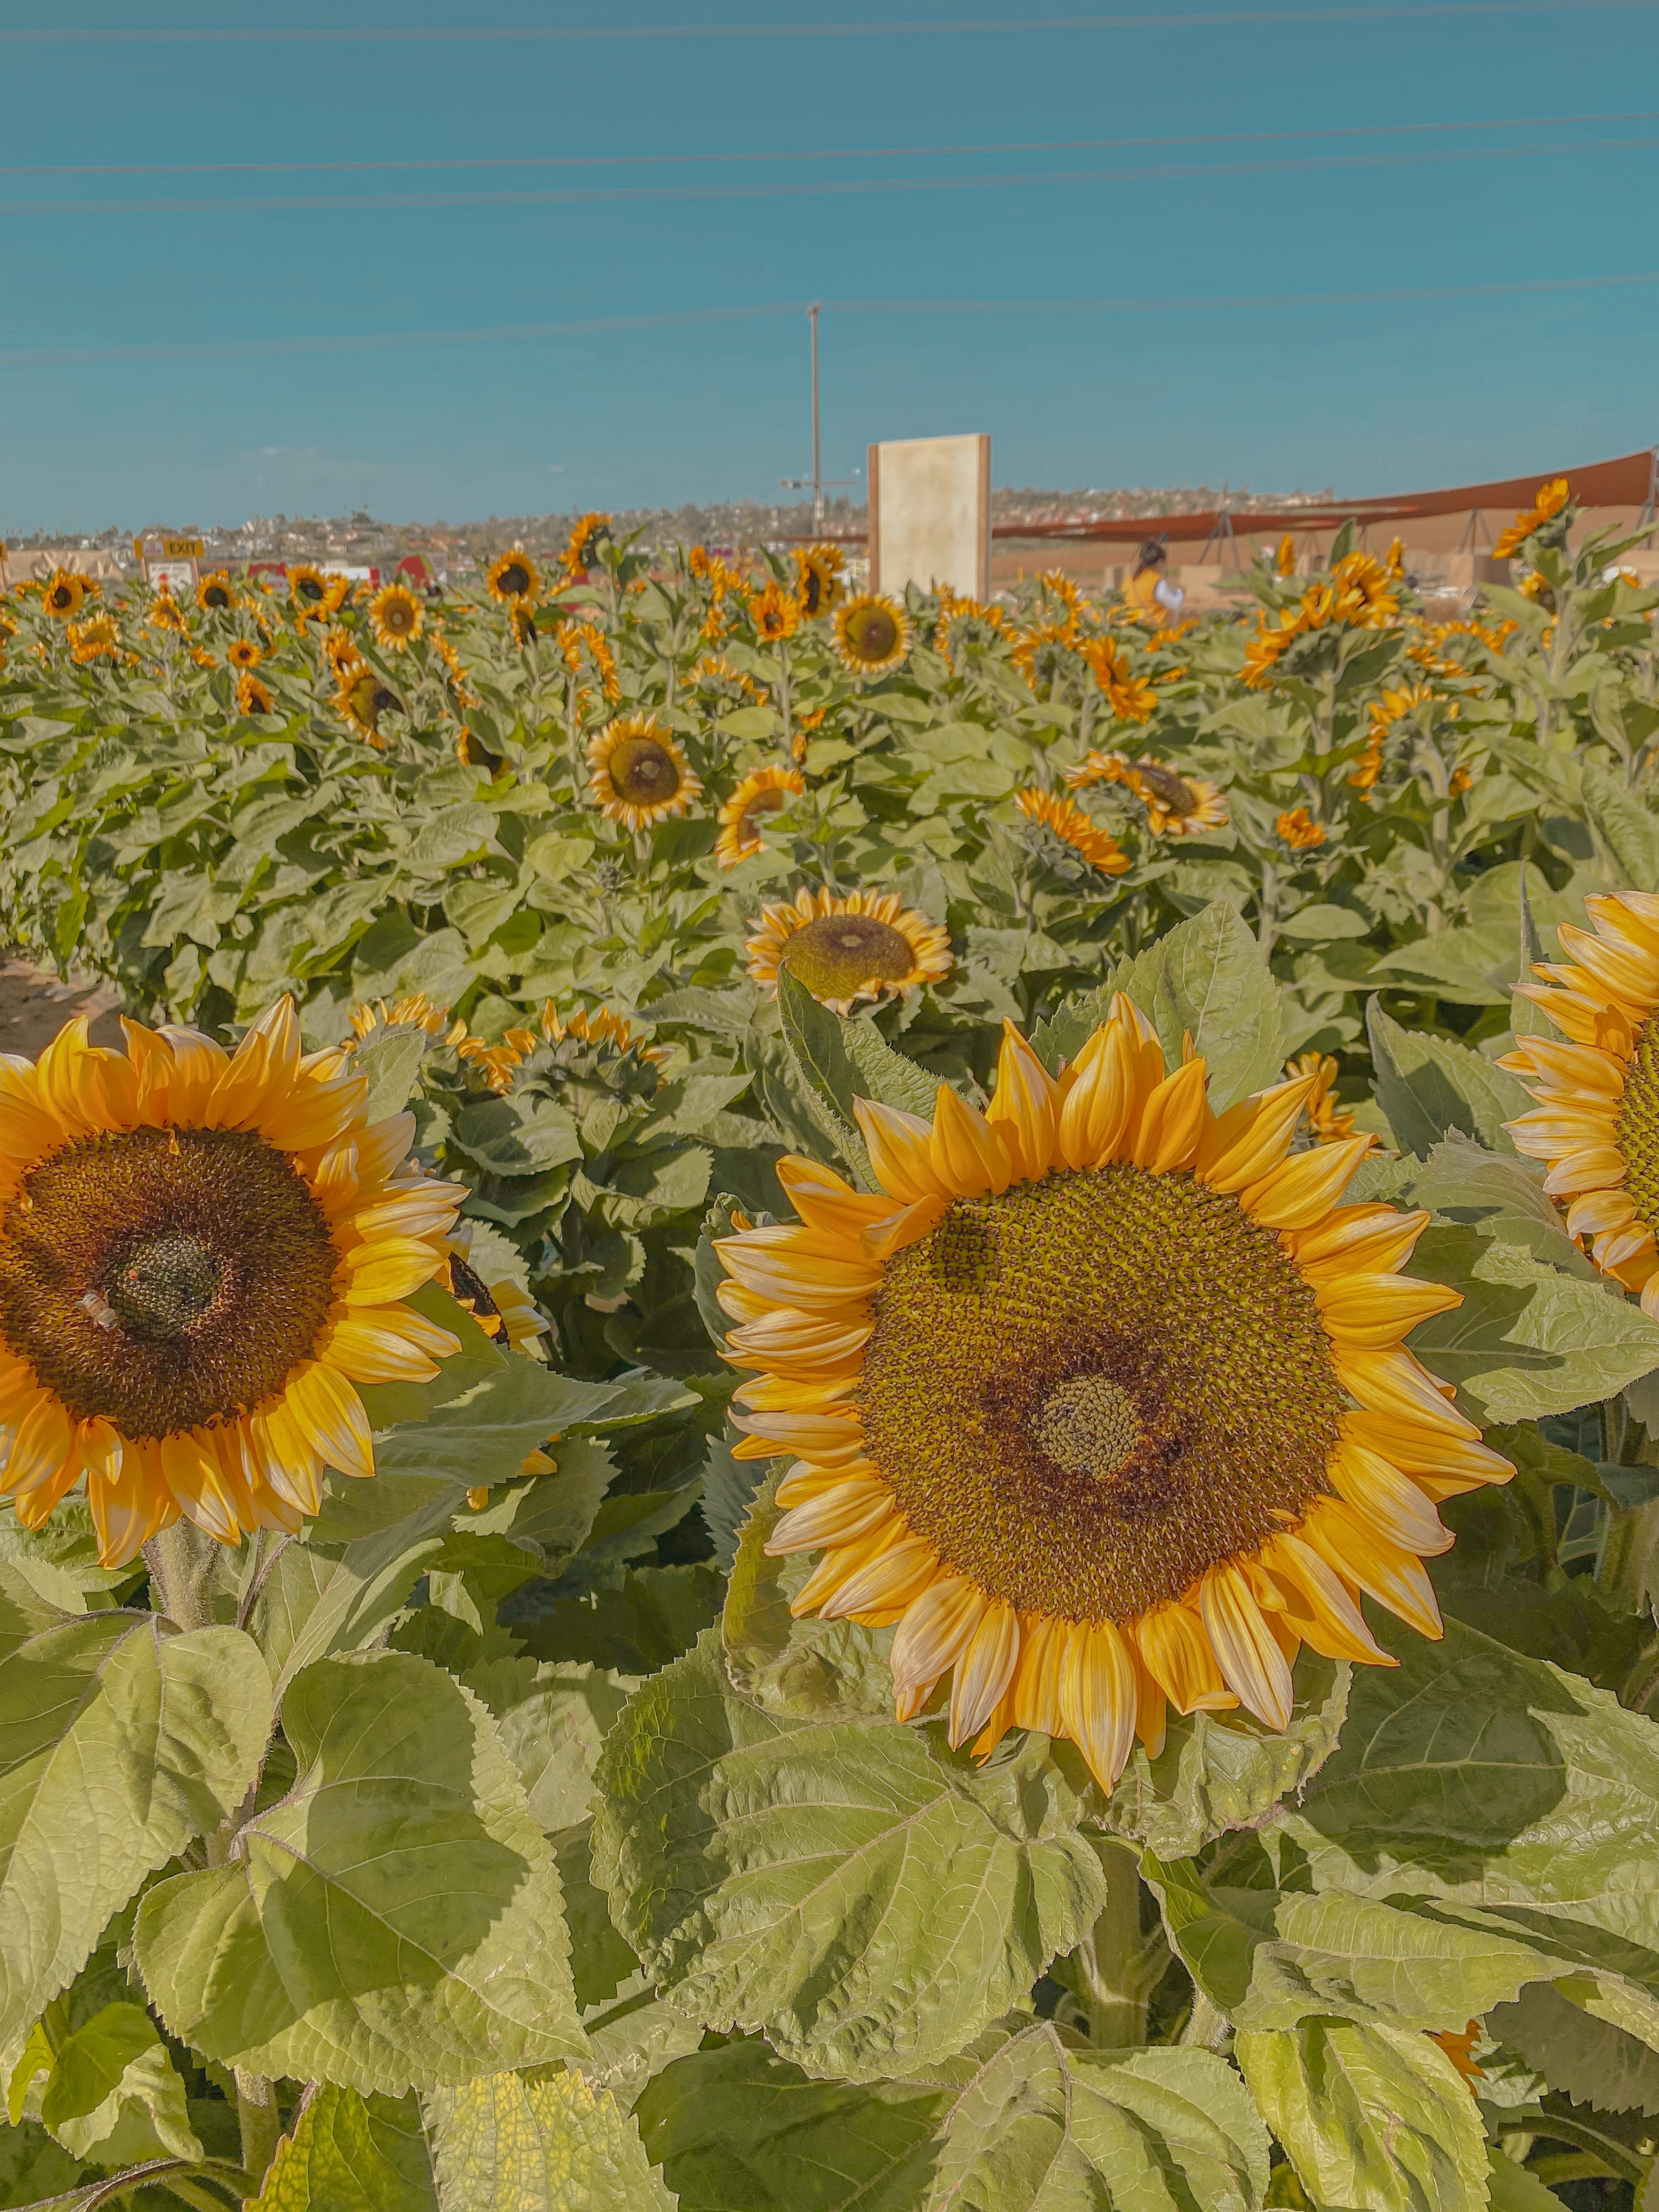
<box><xmin>781</xmin><ymin>302</ymin><xmax>857</xmax><ymax>538</ymax></box>
<box><xmin>809</xmin><ymin>302</ymin><xmax>822</xmax><ymax>534</ymax></box>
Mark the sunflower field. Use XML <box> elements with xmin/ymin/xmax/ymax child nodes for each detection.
<box><xmin>2</xmin><ymin>489</ymin><xmax>1659</xmax><ymax>2210</ymax></box>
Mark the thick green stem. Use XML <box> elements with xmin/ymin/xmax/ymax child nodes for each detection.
<box><xmin>234</xmin><ymin>2068</ymin><xmax>282</xmax><ymax>2183</ymax></box>
<box><xmin>1180</xmin><ymin>1989</ymin><xmax>1231</xmax><ymax>2050</ymax></box>
<box><xmin>142</xmin><ymin>1521</ymin><xmax>218</xmax><ymax>1634</ymax></box>
<box><xmin>1072</xmin><ymin>1843</ymin><xmax>1153</xmax><ymax>2047</ymax></box>
<box><xmin>1598</xmin><ymin>1498</ymin><xmax>1659</xmax><ymax>1608</ymax></box>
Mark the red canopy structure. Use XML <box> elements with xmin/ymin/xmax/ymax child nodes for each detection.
<box><xmin>995</xmin><ymin>448</ymin><xmax>1657</xmax><ymax>546</ymax></box>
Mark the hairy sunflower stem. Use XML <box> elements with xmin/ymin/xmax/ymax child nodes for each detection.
<box><xmin>142</xmin><ymin>1521</ymin><xmax>218</xmax><ymax>1635</ymax></box>
<box><xmin>1073</xmin><ymin>1842</ymin><xmax>1152</xmax><ymax>2047</ymax></box>
<box><xmin>234</xmin><ymin>2068</ymin><xmax>282</xmax><ymax>2183</ymax></box>
<box><xmin>1179</xmin><ymin>1989</ymin><xmax>1231</xmax><ymax>2050</ymax></box>
<box><xmin>1597</xmin><ymin>1498</ymin><xmax>1659</xmax><ymax>1607</ymax></box>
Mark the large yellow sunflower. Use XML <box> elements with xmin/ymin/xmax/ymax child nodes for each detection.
<box><xmin>0</xmin><ymin>1001</ymin><xmax>464</xmax><ymax>1568</ymax></box>
<box><xmin>227</xmin><ymin>637</ymin><xmax>263</xmax><ymax>672</ymax></box>
<box><xmin>42</xmin><ymin>571</ymin><xmax>89</xmax><ymax>620</ymax></box>
<box><xmin>748</xmin><ymin>583</ymin><xmax>802</xmax><ymax>644</ymax></box>
<box><xmin>715</xmin><ymin>764</ymin><xmax>804</xmax><ymax>870</ymax></box>
<box><xmin>718</xmin><ymin>1003</ymin><xmax>1509</xmax><ymax>1787</ymax></box>
<box><xmin>236</xmin><ymin>670</ymin><xmax>275</xmax><ymax>716</ymax></box>
<box><xmin>832</xmin><ymin>593</ymin><xmax>912</xmax><ymax>678</ymax></box>
<box><xmin>286</xmin><ymin>564</ymin><xmax>331</xmax><ymax>617</ymax></box>
<box><xmin>745</xmin><ymin>885</ymin><xmax>952</xmax><ymax>1014</ymax></box>
<box><xmin>1500</xmin><ymin>889</ymin><xmax>1659</xmax><ymax>1312</ymax></box>
<box><xmin>336</xmin><ymin>668</ymin><xmax>403</xmax><ymax>745</ymax></box>
<box><xmin>487</xmin><ymin>550</ymin><xmax>541</xmax><ymax>605</ymax></box>
<box><xmin>1015</xmin><ymin>787</ymin><xmax>1132</xmax><ymax>877</ymax></box>
<box><xmin>586</xmin><ymin>714</ymin><xmax>702</xmax><ymax>831</ymax></box>
<box><xmin>196</xmin><ymin>573</ymin><xmax>237</xmax><ymax>613</ymax></box>
<box><xmin>68</xmin><ymin>613</ymin><xmax>120</xmax><ymax>665</ymax></box>
<box><xmin>369</xmin><ymin>580</ymin><xmax>424</xmax><ymax>652</ymax></box>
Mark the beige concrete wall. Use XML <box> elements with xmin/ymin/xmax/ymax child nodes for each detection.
<box><xmin>870</xmin><ymin>435</ymin><xmax>990</xmax><ymax>599</ymax></box>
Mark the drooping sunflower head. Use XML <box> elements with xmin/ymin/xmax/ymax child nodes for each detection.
<box><xmin>1501</xmin><ymin>889</ymin><xmax>1659</xmax><ymax>1313</ymax></box>
<box><xmin>586</xmin><ymin>714</ymin><xmax>702</xmax><ymax>831</ymax></box>
<box><xmin>68</xmin><ymin>613</ymin><xmax>120</xmax><ymax>665</ymax></box>
<box><xmin>369</xmin><ymin>580</ymin><xmax>424</xmax><ymax>651</ymax></box>
<box><xmin>42</xmin><ymin>570</ymin><xmax>88</xmax><ymax>620</ymax></box>
<box><xmin>487</xmin><ymin>550</ymin><xmax>541</xmax><ymax>605</ymax></box>
<box><xmin>337</xmin><ymin>668</ymin><xmax>403</xmax><ymax>743</ymax></box>
<box><xmin>323</xmin><ymin>626</ymin><xmax>363</xmax><ymax>684</ymax></box>
<box><xmin>719</xmin><ymin>1003</ymin><xmax>1510</xmax><ymax>1788</ymax></box>
<box><xmin>1493</xmin><ymin>477</ymin><xmax>1571</xmax><ymax>561</ymax></box>
<box><xmin>146</xmin><ymin>592</ymin><xmax>190</xmax><ymax>637</ymax></box>
<box><xmin>236</xmin><ymin>670</ymin><xmax>275</xmax><ymax>717</ymax></box>
<box><xmin>196</xmin><ymin>573</ymin><xmax>236</xmax><ymax>613</ymax></box>
<box><xmin>0</xmin><ymin>1000</ymin><xmax>465</xmax><ymax>1567</ymax></box>
<box><xmin>745</xmin><ymin>885</ymin><xmax>952</xmax><ymax>1014</ymax></box>
<box><xmin>1277</xmin><ymin>806</ymin><xmax>1325</xmax><ymax>851</ymax></box>
<box><xmin>1015</xmin><ymin>787</ymin><xmax>1132</xmax><ymax>878</ymax></box>
<box><xmin>714</xmin><ymin>764</ymin><xmax>804</xmax><ymax>870</ymax></box>
<box><xmin>227</xmin><ymin>637</ymin><xmax>262</xmax><ymax>671</ymax></box>
<box><xmin>443</xmin><ymin>1224</ymin><xmax>549</xmax><ymax>1355</ymax></box>
<box><xmin>1119</xmin><ymin>758</ymin><xmax>1229</xmax><ymax>838</ymax></box>
<box><xmin>832</xmin><ymin>592</ymin><xmax>912</xmax><ymax>677</ymax></box>
<box><xmin>793</xmin><ymin>545</ymin><xmax>845</xmax><ymax>618</ymax></box>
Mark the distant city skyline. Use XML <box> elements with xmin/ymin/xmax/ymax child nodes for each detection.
<box><xmin>2</xmin><ymin>0</ymin><xmax>1655</xmax><ymax>534</ymax></box>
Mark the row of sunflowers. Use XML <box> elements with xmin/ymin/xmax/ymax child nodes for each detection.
<box><xmin>0</xmin><ymin>483</ymin><xmax>1657</xmax><ymax>2210</ymax></box>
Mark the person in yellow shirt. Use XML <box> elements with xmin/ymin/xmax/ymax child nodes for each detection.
<box><xmin>1121</xmin><ymin>538</ymin><xmax>1186</xmax><ymax>627</ymax></box>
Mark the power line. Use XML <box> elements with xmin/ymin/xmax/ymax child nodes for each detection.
<box><xmin>3</xmin><ymin>1</ymin><xmax>1655</xmax><ymax>36</ymax></box>
<box><xmin>3</xmin><ymin>109</ymin><xmax>1650</xmax><ymax>176</ymax></box>
<box><xmin>7</xmin><ymin>134</ymin><xmax>1652</xmax><ymax>217</ymax></box>
<box><xmin>5</xmin><ymin>272</ymin><xmax>1653</xmax><ymax>369</ymax></box>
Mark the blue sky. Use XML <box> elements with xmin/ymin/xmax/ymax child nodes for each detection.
<box><xmin>2</xmin><ymin>1</ymin><xmax>1655</xmax><ymax>533</ymax></box>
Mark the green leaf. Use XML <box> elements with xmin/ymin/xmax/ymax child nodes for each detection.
<box><xmin>635</xmin><ymin>2038</ymin><xmax>946</xmax><ymax>2212</ymax></box>
<box><xmin>1485</xmin><ymin>2149</ymin><xmax>1572</xmax><ymax>2211</ymax></box>
<box><xmin>1368</xmin><ymin>1001</ymin><xmax>1530</xmax><ymax>1156</ymax></box>
<box><xmin>1583</xmin><ymin>761</ymin><xmax>1659</xmax><ymax>890</ymax></box>
<box><xmin>1147</xmin><ymin>1860</ymin><xmax>1559</xmax><ymax>2035</ymax></box>
<box><xmin>248</xmin><ymin>2084</ymin><xmax>437</xmax><ymax>2211</ymax></box>
<box><xmin>0</xmin><ymin>2119</ymin><xmax>82</xmax><ymax>2208</ymax></box>
<box><xmin>351</xmin><ymin>1025</ymin><xmax>428</xmax><ymax>1123</ymax></box>
<box><xmin>1408</xmin><ymin>1136</ymin><xmax>1593</xmax><ymax>1278</ymax></box>
<box><xmin>424</xmin><ymin>2069</ymin><xmax>674</xmax><ymax>2212</ymax></box>
<box><xmin>1036</xmin><ymin>899</ymin><xmax>1283</xmax><ymax>1109</ymax></box>
<box><xmin>518</xmin><ymin>1564</ymin><xmax>723</xmax><ymax>1673</ymax></box>
<box><xmin>926</xmin><ymin>2023</ymin><xmax>1271</xmax><ymax>2212</ymax></box>
<box><xmin>0</xmin><ymin>1599</ymin><xmax>272</xmax><ymax>2048</ymax></box>
<box><xmin>774</xmin><ymin>968</ymin><xmax>874</xmax><ymax>1177</ymax></box>
<box><xmin>1488</xmin><ymin>1978</ymin><xmax>1659</xmax><ymax>2116</ymax></box>
<box><xmin>36</xmin><ymin>2002</ymin><xmax>199</xmax><ymax>2168</ymax></box>
<box><xmin>591</xmin><ymin>1629</ymin><xmax>1112</xmax><ymax>2079</ymax></box>
<box><xmin>368</xmin><ymin>1352</ymin><xmax>625</xmax><ymax>1491</ymax></box>
<box><xmin>1406</xmin><ymin>1226</ymin><xmax>1659</xmax><ymax>1420</ymax></box>
<box><xmin>493</xmin><ymin>1663</ymin><xmax>631</xmax><ymax>1832</ymax></box>
<box><xmin>1235</xmin><ymin>2016</ymin><xmax>1488</xmax><ymax>2212</ymax></box>
<box><xmin>840</xmin><ymin>1015</ymin><xmax>944</xmax><ymax>1122</ymax></box>
<box><xmin>134</xmin><ymin>1650</ymin><xmax>584</xmax><ymax>2095</ymax></box>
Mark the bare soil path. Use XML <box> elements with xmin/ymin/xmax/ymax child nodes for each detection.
<box><xmin>0</xmin><ymin>953</ymin><xmax>125</xmax><ymax>1057</ymax></box>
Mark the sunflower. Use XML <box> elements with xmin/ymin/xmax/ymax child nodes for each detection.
<box><xmin>349</xmin><ymin>992</ymin><xmax>458</xmax><ymax>1042</ymax></box>
<box><xmin>1428</xmin><ymin>2024</ymin><xmax>1485</xmax><ymax>2089</ymax></box>
<box><xmin>794</xmin><ymin>544</ymin><xmax>846</xmax><ymax>618</ymax></box>
<box><xmin>1493</xmin><ymin>477</ymin><xmax>1571</xmax><ymax>562</ymax></box>
<box><xmin>935</xmin><ymin>591</ymin><xmax>1012</xmax><ymax>662</ymax></box>
<box><xmin>1277</xmin><ymin>807</ymin><xmax>1325</xmax><ymax>851</ymax></box>
<box><xmin>286</xmin><ymin>564</ymin><xmax>331</xmax><ymax>616</ymax></box>
<box><xmin>1072</xmin><ymin>755</ymin><xmax>1227</xmax><ymax>838</ymax></box>
<box><xmin>196</xmin><ymin>573</ymin><xmax>236</xmax><ymax>613</ymax></box>
<box><xmin>41</xmin><ymin>571</ymin><xmax>88</xmax><ymax>620</ymax></box>
<box><xmin>226</xmin><ymin>637</ymin><xmax>263</xmax><ymax>671</ymax></box>
<box><xmin>323</xmin><ymin>627</ymin><xmax>363</xmax><ymax>684</ymax></box>
<box><xmin>191</xmin><ymin>647</ymin><xmax>219</xmax><ymax>670</ymax></box>
<box><xmin>1079</xmin><ymin>636</ymin><xmax>1158</xmax><ymax>724</ymax></box>
<box><xmin>746</xmin><ymin>886</ymin><xmax>952</xmax><ymax>1014</ymax></box>
<box><xmin>443</xmin><ymin>1224</ymin><xmax>548</xmax><ymax>1355</ymax></box>
<box><xmin>560</xmin><ymin>513</ymin><xmax>610</xmax><ymax>576</ymax></box>
<box><xmin>586</xmin><ymin>714</ymin><xmax>702</xmax><ymax>831</ymax></box>
<box><xmin>1015</xmin><ymin>788</ymin><xmax>1132</xmax><ymax>878</ymax></box>
<box><xmin>336</xmin><ymin>669</ymin><xmax>403</xmax><ymax>744</ymax></box>
<box><xmin>749</xmin><ymin>583</ymin><xmax>802</xmax><ymax>644</ymax></box>
<box><xmin>1498</xmin><ymin>890</ymin><xmax>1659</xmax><ymax>1313</ymax></box>
<box><xmin>0</xmin><ymin>1000</ymin><xmax>465</xmax><ymax>1568</ymax></box>
<box><xmin>1286</xmin><ymin>1052</ymin><xmax>1356</xmax><ymax>1144</ymax></box>
<box><xmin>832</xmin><ymin>592</ymin><xmax>913</xmax><ymax>677</ymax></box>
<box><xmin>690</xmin><ymin>653</ymin><xmax>764</xmax><ymax>705</ymax></box>
<box><xmin>1274</xmin><ymin>535</ymin><xmax>1297</xmax><ymax>577</ymax></box>
<box><xmin>67</xmin><ymin>613</ymin><xmax>120</xmax><ymax>665</ymax></box>
<box><xmin>487</xmin><ymin>550</ymin><xmax>541</xmax><ymax>605</ymax></box>
<box><xmin>369</xmin><ymin>580</ymin><xmax>424</xmax><ymax>652</ymax></box>
<box><xmin>146</xmin><ymin>593</ymin><xmax>190</xmax><ymax>637</ymax></box>
<box><xmin>540</xmin><ymin>998</ymin><xmax>670</xmax><ymax>1066</ymax></box>
<box><xmin>715</xmin><ymin>764</ymin><xmax>804</xmax><ymax>870</ymax></box>
<box><xmin>718</xmin><ymin>1002</ymin><xmax>1508</xmax><ymax>1787</ymax></box>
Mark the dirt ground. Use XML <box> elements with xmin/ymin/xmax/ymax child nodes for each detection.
<box><xmin>0</xmin><ymin>952</ymin><xmax>125</xmax><ymax>1058</ymax></box>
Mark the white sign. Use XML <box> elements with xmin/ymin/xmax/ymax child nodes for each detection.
<box><xmin>868</xmin><ymin>433</ymin><xmax>990</xmax><ymax>600</ymax></box>
<box><xmin>147</xmin><ymin>561</ymin><xmax>197</xmax><ymax>596</ymax></box>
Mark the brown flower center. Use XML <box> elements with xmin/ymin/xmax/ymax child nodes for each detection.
<box><xmin>498</xmin><ymin>562</ymin><xmax>530</xmax><ymax>597</ymax></box>
<box><xmin>0</xmin><ymin>1126</ymin><xmax>340</xmax><ymax>1436</ymax></box>
<box><xmin>610</xmin><ymin>736</ymin><xmax>681</xmax><ymax>804</ymax></box>
<box><xmin>845</xmin><ymin>605</ymin><xmax>899</xmax><ymax>662</ymax></box>
<box><xmin>1134</xmin><ymin>763</ymin><xmax>1197</xmax><ymax>812</ymax></box>
<box><xmin>857</xmin><ymin>1166</ymin><xmax>1343</xmax><ymax>1621</ymax></box>
<box><xmin>780</xmin><ymin>912</ymin><xmax>915</xmax><ymax>1002</ymax></box>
